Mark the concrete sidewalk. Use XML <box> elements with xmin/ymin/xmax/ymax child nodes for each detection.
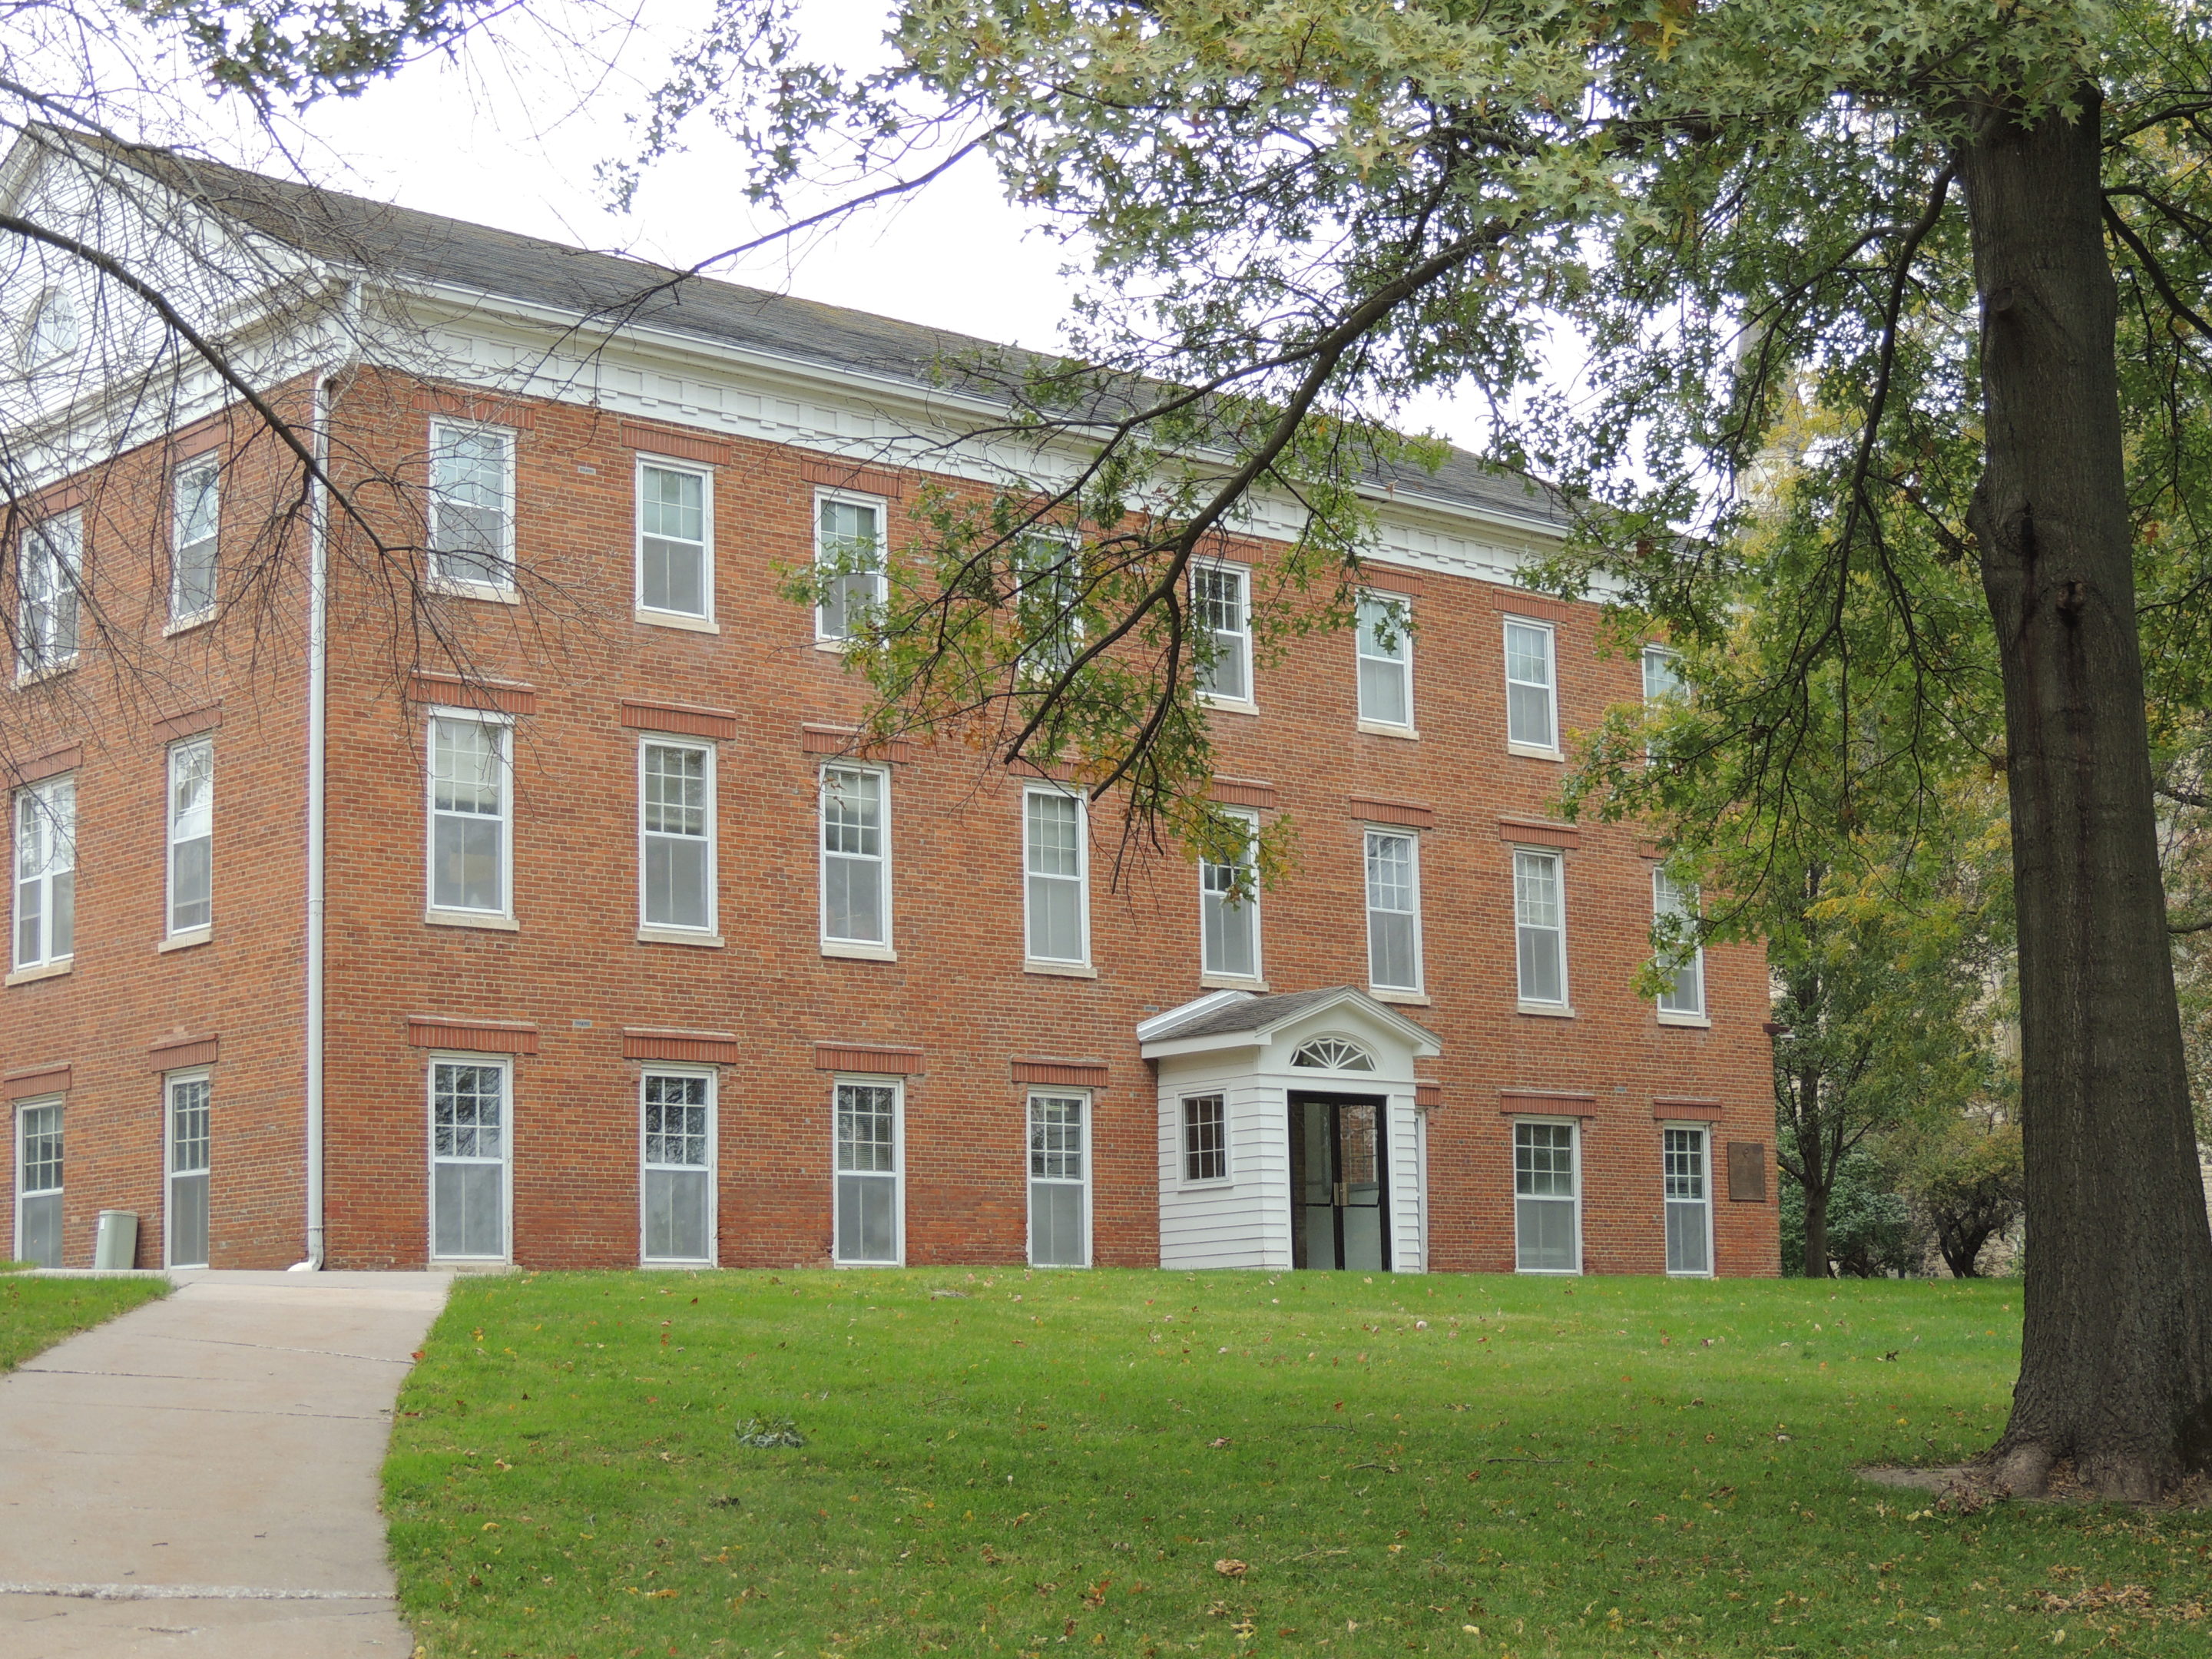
<box><xmin>0</xmin><ymin>1270</ymin><xmax>451</xmax><ymax>1657</ymax></box>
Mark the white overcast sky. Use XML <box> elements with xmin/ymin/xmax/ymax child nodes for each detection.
<box><xmin>219</xmin><ymin>0</ymin><xmax>1495</xmax><ymax>453</ymax></box>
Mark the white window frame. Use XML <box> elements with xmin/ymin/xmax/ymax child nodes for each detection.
<box><xmin>1191</xmin><ymin>560</ymin><xmax>1254</xmax><ymax>709</ymax></box>
<box><xmin>1355</xmin><ymin>591</ymin><xmax>1416</xmax><ymax>733</ymax></box>
<box><xmin>1178</xmin><ymin>1091</ymin><xmax>1232</xmax><ymax>1187</ymax></box>
<box><xmin>1512</xmin><ymin>846</ymin><xmax>1571</xmax><ymax>1012</ymax></box>
<box><xmin>1015</xmin><ymin>529</ymin><xmax>1085</xmax><ymax>678</ymax></box>
<box><xmin>1662</xmin><ymin>1123</ymin><xmax>1715</xmax><ymax>1277</ymax></box>
<box><xmin>170</xmin><ymin>453</ymin><xmax>220</xmax><ymax>627</ymax></box>
<box><xmin>639</xmin><ymin>1065</ymin><xmax>717</xmax><ymax>1267</ymax></box>
<box><xmin>1026</xmin><ymin>1088</ymin><xmax>1092</xmax><ymax>1269</ymax></box>
<box><xmin>813</xmin><ymin>487</ymin><xmax>888</xmax><ymax>644</ymax></box>
<box><xmin>164</xmin><ymin>1068</ymin><xmax>212</xmax><ymax>1270</ymax></box>
<box><xmin>166</xmin><ymin>737</ymin><xmax>214</xmax><ymax>940</ymax></box>
<box><xmin>1502</xmin><ymin>616</ymin><xmax>1560</xmax><ymax>756</ymax></box>
<box><xmin>1512</xmin><ymin>1117</ymin><xmax>1583</xmax><ymax>1275</ymax></box>
<box><xmin>634</xmin><ymin>453</ymin><xmax>716</xmax><ymax>627</ymax></box>
<box><xmin>16</xmin><ymin>510</ymin><xmax>81</xmax><ymax>682</ymax></box>
<box><xmin>1653</xmin><ymin>867</ymin><xmax>1708</xmax><ymax>1024</ymax></box>
<box><xmin>22</xmin><ymin>286</ymin><xmax>78</xmax><ymax>368</ymax></box>
<box><xmin>1363</xmin><ymin>826</ymin><xmax>1424</xmax><ymax>995</ymax></box>
<box><xmin>14</xmin><ymin>1096</ymin><xmax>62</xmax><ymax>1268</ymax></box>
<box><xmin>1198</xmin><ymin>807</ymin><xmax>1263</xmax><ymax>984</ymax></box>
<box><xmin>12</xmin><ymin>773</ymin><xmax>75</xmax><ymax>973</ymax></box>
<box><xmin>832</xmin><ymin>1075</ymin><xmax>905</xmax><ymax>1266</ymax></box>
<box><xmin>820</xmin><ymin>763</ymin><xmax>894</xmax><ymax>958</ymax></box>
<box><xmin>424</xmin><ymin>710</ymin><xmax>515</xmax><ymax>924</ymax></box>
<box><xmin>637</xmin><ymin>737</ymin><xmax>717</xmax><ymax>940</ymax></box>
<box><xmin>426</xmin><ymin>1052</ymin><xmax>514</xmax><ymax>1263</ymax></box>
<box><xmin>426</xmin><ymin>419</ymin><xmax>518</xmax><ymax>598</ymax></box>
<box><xmin>1023</xmin><ymin>785</ymin><xmax>1091</xmax><ymax>969</ymax></box>
<box><xmin>1643</xmin><ymin>644</ymin><xmax>1685</xmax><ymax>760</ymax></box>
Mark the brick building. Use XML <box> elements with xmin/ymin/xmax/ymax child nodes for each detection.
<box><xmin>2</xmin><ymin>138</ymin><xmax>1778</xmax><ymax>1276</ymax></box>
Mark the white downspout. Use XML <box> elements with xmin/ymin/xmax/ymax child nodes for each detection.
<box><xmin>291</xmin><ymin>289</ymin><xmax>355</xmax><ymax>1271</ymax></box>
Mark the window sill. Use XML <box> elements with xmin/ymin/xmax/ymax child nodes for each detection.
<box><xmin>1357</xmin><ymin>719</ymin><xmax>1419</xmax><ymax>740</ymax></box>
<box><xmin>635</xmin><ymin>607</ymin><xmax>720</xmax><ymax>635</ymax></box>
<box><xmin>814</xmin><ymin>636</ymin><xmax>855</xmax><ymax>654</ymax></box>
<box><xmin>1657</xmin><ymin>1009</ymin><xmax>1712</xmax><ymax>1028</ymax></box>
<box><xmin>823</xmin><ymin>940</ymin><xmax>898</xmax><ymax>962</ymax></box>
<box><xmin>1371</xmin><ymin>987</ymin><xmax>1430</xmax><ymax>1005</ymax></box>
<box><xmin>1026</xmin><ymin>959</ymin><xmax>1098</xmax><ymax>979</ymax></box>
<box><xmin>14</xmin><ymin>657</ymin><xmax>77</xmax><ymax>687</ymax></box>
<box><xmin>1517</xmin><ymin>1000</ymin><xmax>1576</xmax><ymax>1018</ymax></box>
<box><xmin>158</xmin><ymin>928</ymin><xmax>213</xmax><ymax>954</ymax></box>
<box><xmin>427</xmin><ymin>576</ymin><xmax>520</xmax><ymax>604</ymax></box>
<box><xmin>1199</xmin><ymin>973</ymin><xmax>1269</xmax><ymax>992</ymax></box>
<box><xmin>638</xmin><ymin>926</ymin><xmax>723</xmax><ymax>948</ymax></box>
<box><xmin>164</xmin><ymin>611</ymin><xmax>215</xmax><ymax>638</ymax></box>
<box><xmin>1506</xmin><ymin>741</ymin><xmax>1565</xmax><ymax>762</ymax></box>
<box><xmin>1197</xmin><ymin>694</ymin><xmax>1260</xmax><ymax>717</ymax></box>
<box><xmin>426</xmin><ymin>909</ymin><xmax>519</xmax><ymax>932</ymax></box>
<box><xmin>5</xmin><ymin>956</ymin><xmax>72</xmax><ymax>987</ymax></box>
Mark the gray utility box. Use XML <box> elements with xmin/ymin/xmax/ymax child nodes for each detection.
<box><xmin>93</xmin><ymin>1210</ymin><xmax>139</xmax><ymax>1270</ymax></box>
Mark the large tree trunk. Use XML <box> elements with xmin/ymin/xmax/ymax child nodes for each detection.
<box><xmin>1961</xmin><ymin>86</ymin><xmax>2212</xmax><ymax>1500</ymax></box>
<box><xmin>1800</xmin><ymin>1179</ymin><xmax>1832</xmax><ymax>1279</ymax></box>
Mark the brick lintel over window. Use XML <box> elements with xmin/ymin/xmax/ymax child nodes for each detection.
<box><xmin>1415</xmin><ymin>1080</ymin><xmax>1444</xmax><ymax>1110</ymax></box>
<box><xmin>149</xmin><ymin>1035</ymin><xmax>220</xmax><ymax>1070</ymax></box>
<box><xmin>1008</xmin><ymin>757</ymin><xmax>1079</xmax><ymax>783</ymax></box>
<box><xmin>813</xmin><ymin>1042</ymin><xmax>923</xmax><ymax>1075</ymax></box>
<box><xmin>1357</xmin><ymin>563</ymin><xmax>1424</xmax><ymax>596</ymax></box>
<box><xmin>12</xmin><ymin>743</ymin><xmax>82</xmax><ymax>786</ymax></box>
<box><xmin>1351</xmin><ymin>796</ymin><xmax>1435</xmax><ymax>830</ymax></box>
<box><xmin>1211</xmin><ymin>777</ymin><xmax>1277</xmax><ymax>810</ymax></box>
<box><xmin>1486</xmin><ymin>586</ymin><xmax>1577</xmax><ymax>622</ymax></box>
<box><xmin>624</xmin><ymin>1028</ymin><xmax>742</xmax><ymax>1064</ymax></box>
<box><xmin>1499</xmin><ymin>1090</ymin><xmax>1598</xmax><ymax>1118</ymax></box>
<box><xmin>1498</xmin><ymin>816</ymin><xmax>1581</xmax><ymax>849</ymax></box>
<box><xmin>3</xmin><ymin>1064</ymin><xmax>71</xmax><ymax>1100</ymax></box>
<box><xmin>1637</xmin><ymin>839</ymin><xmax>1667</xmax><ymax>860</ymax></box>
<box><xmin>1653</xmin><ymin>1097</ymin><xmax>1725</xmax><ymax>1121</ymax></box>
<box><xmin>622</xmin><ymin>700</ymin><xmax>738</xmax><ymax>741</ymax></box>
<box><xmin>1012</xmin><ymin>1059</ymin><xmax>1110</xmax><ymax>1088</ymax></box>
<box><xmin>410</xmin><ymin>383</ymin><xmax>538</xmax><ymax>429</ymax></box>
<box><xmin>407</xmin><ymin>1016</ymin><xmax>541</xmax><ymax>1055</ymax></box>
<box><xmin>407</xmin><ymin>672</ymin><xmax>538</xmax><ymax>717</ymax></box>
<box><xmin>154</xmin><ymin>702</ymin><xmax>224</xmax><ymax>743</ymax></box>
<box><xmin>798</xmin><ymin>453</ymin><xmax>906</xmax><ymax>498</ymax></box>
<box><xmin>619</xmin><ymin>419</ymin><xmax>732</xmax><ymax>467</ymax></box>
<box><xmin>803</xmin><ymin>724</ymin><xmax>916</xmax><ymax>764</ymax></box>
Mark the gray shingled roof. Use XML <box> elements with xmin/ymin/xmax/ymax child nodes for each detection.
<box><xmin>91</xmin><ymin>139</ymin><xmax>1570</xmax><ymax>531</ymax></box>
<box><xmin>1146</xmin><ymin>985</ymin><xmax>1437</xmax><ymax>1045</ymax></box>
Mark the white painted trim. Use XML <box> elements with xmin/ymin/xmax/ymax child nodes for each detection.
<box><xmin>1022</xmin><ymin>783</ymin><xmax>1091</xmax><ymax>969</ymax></box>
<box><xmin>632</xmin><ymin>451</ymin><xmax>717</xmax><ymax>625</ymax></box>
<box><xmin>818</xmin><ymin>761</ymin><xmax>893</xmax><ymax>953</ymax></box>
<box><xmin>1510</xmin><ymin>1115</ymin><xmax>1583</xmax><ymax>1276</ymax></box>
<box><xmin>423</xmin><ymin>709</ymin><xmax>515</xmax><ymax>923</ymax></box>
<box><xmin>830</xmin><ymin>1075</ymin><xmax>906</xmax><ymax>1267</ymax></box>
<box><xmin>1025</xmin><ymin>1087</ymin><xmax>1094</xmax><ymax>1269</ymax></box>
<box><xmin>637</xmin><ymin>734</ymin><xmax>718</xmax><ymax>937</ymax></box>
<box><xmin>425</xmin><ymin>1051</ymin><xmax>515</xmax><ymax>1266</ymax></box>
<box><xmin>638</xmin><ymin>1064</ymin><xmax>718</xmax><ymax>1267</ymax></box>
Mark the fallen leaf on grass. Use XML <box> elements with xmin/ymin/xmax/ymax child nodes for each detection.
<box><xmin>1214</xmin><ymin>1559</ymin><xmax>1249</xmax><ymax>1579</ymax></box>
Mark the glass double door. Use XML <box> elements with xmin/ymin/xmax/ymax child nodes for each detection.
<box><xmin>1290</xmin><ymin>1094</ymin><xmax>1387</xmax><ymax>1272</ymax></box>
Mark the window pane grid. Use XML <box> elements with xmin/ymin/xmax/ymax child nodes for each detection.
<box><xmin>169</xmin><ymin>1078</ymin><xmax>211</xmax><ymax>1175</ymax></box>
<box><xmin>1028</xmin><ymin>1094</ymin><xmax>1085</xmax><ymax>1181</ymax></box>
<box><xmin>817</xmin><ymin>497</ymin><xmax>886</xmax><ymax>639</ymax></box>
<box><xmin>1183</xmin><ymin>1094</ymin><xmax>1227</xmax><ymax>1181</ymax></box>
<box><xmin>1514</xmin><ymin>849</ymin><xmax>1566</xmax><ymax>1004</ymax></box>
<box><xmin>429</xmin><ymin>424</ymin><xmax>515</xmax><ymax>588</ymax></box>
<box><xmin>1653</xmin><ymin>869</ymin><xmax>1706</xmax><ymax>1015</ymax></box>
<box><xmin>1504</xmin><ymin>620</ymin><xmax>1556</xmax><ymax>748</ymax></box>
<box><xmin>20</xmin><ymin>1103</ymin><xmax>61</xmax><ymax>1194</ymax></box>
<box><xmin>1199</xmin><ymin>814</ymin><xmax>1258</xmax><ymax>979</ymax></box>
<box><xmin>822</xmin><ymin>767</ymin><xmax>887</xmax><ymax>944</ymax></box>
<box><xmin>172</xmin><ymin>461</ymin><xmax>220</xmax><ymax>618</ymax></box>
<box><xmin>1356</xmin><ymin>595</ymin><xmax>1412</xmax><ymax>726</ymax></box>
<box><xmin>1193</xmin><ymin>565</ymin><xmax>1249</xmax><ymax>700</ymax></box>
<box><xmin>639</xmin><ymin>463</ymin><xmax>708</xmax><ymax>615</ymax></box>
<box><xmin>836</xmin><ymin>1083</ymin><xmax>898</xmax><ymax>1173</ymax></box>
<box><xmin>429</xmin><ymin>719</ymin><xmax>506</xmax><ymax>913</ymax></box>
<box><xmin>642</xmin><ymin>743</ymin><xmax>712</xmax><ymax>930</ymax></box>
<box><xmin>1025</xmin><ymin>791</ymin><xmax>1086</xmax><ymax>962</ymax></box>
<box><xmin>643</xmin><ymin>1075</ymin><xmax>710</xmax><ymax>1168</ymax></box>
<box><xmin>18</xmin><ymin>514</ymin><xmax>81</xmax><ymax>675</ymax></box>
<box><xmin>1664</xmin><ymin>1128</ymin><xmax>1706</xmax><ymax>1199</ymax></box>
<box><xmin>432</xmin><ymin>1064</ymin><xmax>505</xmax><ymax>1161</ymax></box>
<box><xmin>168</xmin><ymin>739</ymin><xmax>214</xmax><ymax>933</ymax></box>
<box><xmin>1514</xmin><ymin>1122</ymin><xmax>1576</xmax><ymax>1197</ymax></box>
<box><xmin>1365</xmin><ymin>829</ymin><xmax>1420</xmax><ymax>991</ymax></box>
<box><xmin>15</xmin><ymin>776</ymin><xmax>75</xmax><ymax>969</ymax></box>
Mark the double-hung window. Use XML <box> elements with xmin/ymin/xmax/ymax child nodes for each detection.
<box><xmin>166</xmin><ymin>1072</ymin><xmax>211</xmax><ymax>1269</ymax></box>
<box><xmin>1364</xmin><ymin>828</ymin><xmax>1422</xmax><ymax>993</ymax></box>
<box><xmin>833</xmin><ymin>1079</ymin><xmax>901</xmax><ymax>1264</ymax></box>
<box><xmin>1024</xmin><ymin>787</ymin><xmax>1088</xmax><ymax>965</ymax></box>
<box><xmin>171</xmin><ymin>456</ymin><xmax>220</xmax><ymax>623</ymax></box>
<box><xmin>13</xmin><ymin>775</ymin><xmax>75</xmax><ymax>971</ymax></box>
<box><xmin>1514</xmin><ymin>1120</ymin><xmax>1581</xmax><ymax>1272</ymax></box>
<box><xmin>1193</xmin><ymin>562</ymin><xmax>1252</xmax><ymax>703</ymax></box>
<box><xmin>429</xmin><ymin>1058</ymin><xmax>508</xmax><ymax>1260</ymax></box>
<box><xmin>1356</xmin><ymin>593</ymin><xmax>1413</xmax><ymax>729</ymax></box>
<box><xmin>815</xmin><ymin>492</ymin><xmax>886</xmax><ymax>641</ymax></box>
<box><xmin>1015</xmin><ymin>531</ymin><xmax>1084</xmax><ymax>677</ymax></box>
<box><xmin>1643</xmin><ymin>644</ymin><xmax>1684</xmax><ymax>759</ymax></box>
<box><xmin>17</xmin><ymin>512</ymin><xmax>81</xmax><ymax>679</ymax></box>
<box><xmin>1514</xmin><ymin>848</ymin><xmax>1568</xmax><ymax>1008</ymax></box>
<box><xmin>640</xmin><ymin>740</ymin><xmax>714</xmax><ymax>934</ymax></box>
<box><xmin>1199</xmin><ymin>810</ymin><xmax>1260</xmax><ymax>981</ymax></box>
<box><xmin>1181</xmin><ymin>1094</ymin><xmax>1228</xmax><ymax>1183</ymax></box>
<box><xmin>637</xmin><ymin>459</ymin><xmax>712</xmax><ymax>621</ymax></box>
<box><xmin>427</xmin><ymin>421</ymin><xmax>516</xmax><ymax>592</ymax></box>
<box><xmin>1503</xmin><ymin>618</ymin><xmax>1558</xmax><ymax>752</ymax></box>
<box><xmin>641</xmin><ymin>1070</ymin><xmax>714</xmax><ymax>1264</ymax></box>
<box><xmin>427</xmin><ymin>716</ymin><xmax>511</xmax><ymax>919</ymax></box>
<box><xmin>1028</xmin><ymin>1091</ymin><xmax>1088</xmax><ymax>1267</ymax></box>
<box><xmin>15</xmin><ymin>1099</ymin><xmax>61</xmax><ymax>1269</ymax></box>
<box><xmin>1653</xmin><ymin>868</ymin><xmax>1707</xmax><ymax>1020</ymax></box>
<box><xmin>820</xmin><ymin>766</ymin><xmax>890</xmax><ymax>951</ymax></box>
<box><xmin>1663</xmin><ymin>1126</ymin><xmax>1713</xmax><ymax>1275</ymax></box>
<box><xmin>167</xmin><ymin>738</ymin><xmax>214</xmax><ymax>936</ymax></box>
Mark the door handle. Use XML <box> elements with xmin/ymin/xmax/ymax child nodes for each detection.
<box><xmin>1334</xmin><ymin>1181</ymin><xmax>1348</xmax><ymax>1207</ymax></box>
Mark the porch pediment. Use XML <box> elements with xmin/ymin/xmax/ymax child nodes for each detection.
<box><xmin>1136</xmin><ymin>985</ymin><xmax>1441</xmax><ymax>1071</ymax></box>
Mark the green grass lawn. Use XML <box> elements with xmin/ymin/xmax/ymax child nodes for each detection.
<box><xmin>0</xmin><ymin>1273</ymin><xmax>168</xmax><ymax>1371</ymax></box>
<box><xmin>384</xmin><ymin>1270</ymin><xmax>2211</xmax><ymax>1658</ymax></box>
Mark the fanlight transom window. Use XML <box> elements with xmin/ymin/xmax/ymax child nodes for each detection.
<box><xmin>1291</xmin><ymin>1036</ymin><xmax>1375</xmax><ymax>1071</ymax></box>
